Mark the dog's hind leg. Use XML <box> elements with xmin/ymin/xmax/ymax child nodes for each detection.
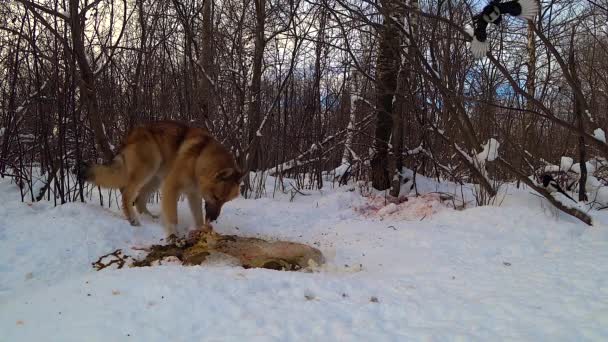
<box><xmin>121</xmin><ymin>146</ymin><xmax>160</xmax><ymax>226</ymax></box>
<box><xmin>136</xmin><ymin>177</ymin><xmax>161</xmax><ymax>218</ymax></box>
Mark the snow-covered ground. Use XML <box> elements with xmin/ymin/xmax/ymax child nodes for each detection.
<box><xmin>1</xmin><ymin>175</ymin><xmax>608</xmax><ymax>341</ymax></box>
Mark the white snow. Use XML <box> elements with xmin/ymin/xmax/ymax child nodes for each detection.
<box><xmin>560</xmin><ymin>156</ymin><xmax>574</xmax><ymax>171</ymax></box>
<box><xmin>476</xmin><ymin>138</ymin><xmax>500</xmax><ymax>163</ymax></box>
<box><xmin>571</xmin><ymin>161</ymin><xmax>597</xmax><ymax>175</ymax></box>
<box><xmin>544</xmin><ymin>164</ymin><xmax>560</xmax><ymax>173</ymax></box>
<box><xmin>1</xmin><ymin>175</ymin><xmax>608</xmax><ymax>340</ymax></box>
<box><xmin>540</xmin><ymin>156</ymin><xmax>608</xmax><ymax>207</ymax></box>
<box><xmin>594</xmin><ymin>128</ymin><xmax>606</xmax><ymax>143</ymax></box>
<box><xmin>324</xmin><ymin>162</ymin><xmax>351</xmax><ymax>181</ymax></box>
<box><xmin>454</xmin><ymin>143</ymin><xmax>474</xmax><ymax>164</ymax></box>
<box><xmin>406</xmin><ymin>145</ymin><xmax>424</xmax><ymax>156</ymax></box>
<box><xmin>586</xmin><ymin>175</ymin><xmax>603</xmax><ymax>191</ymax></box>
<box><xmin>594</xmin><ymin>186</ymin><xmax>608</xmax><ymax>206</ymax></box>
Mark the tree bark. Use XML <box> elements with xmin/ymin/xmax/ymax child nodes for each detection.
<box><xmin>129</xmin><ymin>0</ymin><xmax>147</xmax><ymax>128</ymax></box>
<box><xmin>69</xmin><ymin>0</ymin><xmax>113</xmax><ymax>161</ymax></box>
<box><xmin>246</xmin><ymin>0</ymin><xmax>266</xmax><ymax>172</ymax></box>
<box><xmin>371</xmin><ymin>0</ymin><xmax>401</xmax><ymax>191</ymax></box>
<box><xmin>389</xmin><ymin>0</ymin><xmax>418</xmax><ymax>197</ymax></box>
<box><xmin>569</xmin><ymin>27</ymin><xmax>588</xmax><ymax>201</ymax></box>
<box><xmin>199</xmin><ymin>0</ymin><xmax>216</xmax><ymax>121</ymax></box>
<box><xmin>312</xmin><ymin>7</ymin><xmax>327</xmax><ymax>189</ymax></box>
<box><xmin>518</xmin><ymin>19</ymin><xmax>537</xmax><ymax>188</ymax></box>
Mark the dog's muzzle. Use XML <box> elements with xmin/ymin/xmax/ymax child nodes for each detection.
<box><xmin>205</xmin><ymin>201</ymin><xmax>222</xmax><ymax>222</ymax></box>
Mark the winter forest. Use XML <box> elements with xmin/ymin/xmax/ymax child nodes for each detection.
<box><xmin>2</xmin><ymin>0</ymin><xmax>608</xmax><ymax>221</ymax></box>
<box><xmin>2</xmin><ymin>0</ymin><xmax>608</xmax><ymax>340</ymax></box>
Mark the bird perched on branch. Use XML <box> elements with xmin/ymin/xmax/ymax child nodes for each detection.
<box><xmin>541</xmin><ymin>174</ymin><xmax>577</xmax><ymax>203</ymax></box>
<box><xmin>470</xmin><ymin>0</ymin><xmax>539</xmax><ymax>58</ymax></box>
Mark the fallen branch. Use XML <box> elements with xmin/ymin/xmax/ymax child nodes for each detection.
<box><xmin>430</xmin><ymin>128</ymin><xmax>497</xmax><ymax>197</ymax></box>
<box><xmin>498</xmin><ymin>158</ymin><xmax>593</xmax><ymax>226</ymax></box>
<box><xmin>92</xmin><ymin>249</ymin><xmax>130</xmax><ymax>270</ymax></box>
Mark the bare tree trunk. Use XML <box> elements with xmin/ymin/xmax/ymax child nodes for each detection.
<box><xmin>371</xmin><ymin>0</ymin><xmax>401</xmax><ymax>191</ymax></box>
<box><xmin>570</xmin><ymin>27</ymin><xmax>587</xmax><ymax>201</ymax></box>
<box><xmin>518</xmin><ymin>19</ymin><xmax>537</xmax><ymax>188</ymax></box>
<box><xmin>525</xmin><ymin>21</ymin><xmax>537</xmax><ymax>112</ymax></box>
<box><xmin>130</xmin><ymin>0</ymin><xmax>146</xmax><ymax>128</ymax></box>
<box><xmin>69</xmin><ymin>0</ymin><xmax>113</xmax><ymax>161</ymax></box>
<box><xmin>312</xmin><ymin>7</ymin><xmax>327</xmax><ymax>189</ymax></box>
<box><xmin>199</xmin><ymin>0</ymin><xmax>216</xmax><ymax>121</ymax></box>
<box><xmin>246</xmin><ymin>0</ymin><xmax>266</xmax><ymax>172</ymax></box>
<box><xmin>578</xmin><ymin>118</ymin><xmax>588</xmax><ymax>202</ymax></box>
<box><xmin>389</xmin><ymin>83</ymin><xmax>405</xmax><ymax>196</ymax></box>
<box><xmin>0</xmin><ymin>18</ymin><xmax>25</xmax><ymax>174</ymax></box>
<box><xmin>389</xmin><ymin>0</ymin><xmax>418</xmax><ymax>197</ymax></box>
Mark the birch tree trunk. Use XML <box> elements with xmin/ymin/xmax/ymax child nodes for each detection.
<box><xmin>342</xmin><ymin>74</ymin><xmax>357</xmax><ymax>165</ymax></box>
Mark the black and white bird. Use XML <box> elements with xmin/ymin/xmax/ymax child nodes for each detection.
<box><xmin>470</xmin><ymin>0</ymin><xmax>539</xmax><ymax>58</ymax></box>
<box><xmin>541</xmin><ymin>174</ymin><xmax>577</xmax><ymax>203</ymax></box>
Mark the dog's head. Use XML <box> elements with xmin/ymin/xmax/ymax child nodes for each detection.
<box><xmin>200</xmin><ymin>167</ymin><xmax>245</xmax><ymax>222</ymax></box>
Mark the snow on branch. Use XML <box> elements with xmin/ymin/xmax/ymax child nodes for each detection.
<box><xmin>499</xmin><ymin>158</ymin><xmax>593</xmax><ymax>226</ymax></box>
<box><xmin>269</xmin><ymin>114</ymin><xmax>374</xmax><ymax>176</ymax></box>
<box><xmin>431</xmin><ymin>127</ymin><xmax>497</xmax><ymax>197</ymax></box>
<box><xmin>456</xmin><ymin>138</ymin><xmax>501</xmax><ymax>186</ymax></box>
<box><xmin>594</xmin><ymin>128</ymin><xmax>606</xmax><ymax>143</ymax></box>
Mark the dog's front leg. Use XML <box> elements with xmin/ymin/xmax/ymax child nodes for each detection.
<box><xmin>161</xmin><ymin>179</ymin><xmax>181</xmax><ymax>238</ymax></box>
<box><xmin>187</xmin><ymin>192</ymin><xmax>205</xmax><ymax>228</ymax></box>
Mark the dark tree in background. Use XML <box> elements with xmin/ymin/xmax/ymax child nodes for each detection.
<box><xmin>371</xmin><ymin>0</ymin><xmax>401</xmax><ymax>191</ymax></box>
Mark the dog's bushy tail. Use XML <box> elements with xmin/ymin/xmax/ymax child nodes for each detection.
<box><xmin>79</xmin><ymin>155</ymin><xmax>128</xmax><ymax>189</ymax></box>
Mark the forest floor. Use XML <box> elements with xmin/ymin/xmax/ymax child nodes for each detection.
<box><xmin>1</xmin><ymin>174</ymin><xmax>608</xmax><ymax>341</ymax></box>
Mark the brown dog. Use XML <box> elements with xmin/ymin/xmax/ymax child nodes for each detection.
<box><xmin>82</xmin><ymin>121</ymin><xmax>243</xmax><ymax>237</ymax></box>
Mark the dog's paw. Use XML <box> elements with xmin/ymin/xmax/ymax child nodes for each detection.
<box><xmin>200</xmin><ymin>222</ymin><xmax>214</xmax><ymax>233</ymax></box>
<box><xmin>129</xmin><ymin>217</ymin><xmax>141</xmax><ymax>226</ymax></box>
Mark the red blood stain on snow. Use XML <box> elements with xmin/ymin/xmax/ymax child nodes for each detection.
<box><xmin>354</xmin><ymin>193</ymin><xmax>445</xmax><ymax>220</ymax></box>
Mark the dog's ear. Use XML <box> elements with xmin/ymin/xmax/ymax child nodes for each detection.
<box><xmin>216</xmin><ymin>167</ymin><xmax>247</xmax><ymax>182</ymax></box>
<box><xmin>215</xmin><ymin>168</ymin><xmax>236</xmax><ymax>181</ymax></box>
<box><xmin>236</xmin><ymin>168</ymin><xmax>247</xmax><ymax>182</ymax></box>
